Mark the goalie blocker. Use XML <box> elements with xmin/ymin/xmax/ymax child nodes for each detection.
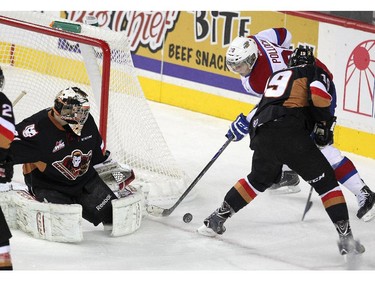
<box><xmin>0</xmin><ymin>161</ymin><xmax>144</xmax><ymax>242</ymax></box>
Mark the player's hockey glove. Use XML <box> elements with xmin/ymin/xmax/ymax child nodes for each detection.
<box><xmin>313</xmin><ymin>116</ymin><xmax>337</xmax><ymax>148</ymax></box>
<box><xmin>225</xmin><ymin>113</ymin><xmax>250</xmax><ymax>142</ymax></box>
<box><xmin>0</xmin><ymin>157</ymin><xmax>13</xmax><ymax>183</ymax></box>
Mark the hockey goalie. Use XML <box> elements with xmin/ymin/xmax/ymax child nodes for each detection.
<box><xmin>0</xmin><ymin>87</ymin><xmax>144</xmax><ymax>242</ymax></box>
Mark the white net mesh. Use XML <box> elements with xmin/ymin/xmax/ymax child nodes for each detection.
<box><xmin>0</xmin><ymin>11</ymin><xmax>190</xmax><ymax>205</ymax></box>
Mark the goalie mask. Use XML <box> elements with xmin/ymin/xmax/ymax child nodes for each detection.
<box><xmin>53</xmin><ymin>87</ymin><xmax>90</xmax><ymax>136</ymax></box>
<box><xmin>288</xmin><ymin>46</ymin><xmax>315</xmax><ymax>67</ymax></box>
<box><xmin>226</xmin><ymin>37</ymin><xmax>258</xmax><ymax>76</ymax></box>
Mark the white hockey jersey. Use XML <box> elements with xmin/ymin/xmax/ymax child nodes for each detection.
<box><xmin>240</xmin><ymin>28</ymin><xmax>293</xmax><ymax>97</ymax></box>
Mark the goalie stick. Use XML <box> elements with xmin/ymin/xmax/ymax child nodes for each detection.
<box><xmin>301</xmin><ymin>186</ymin><xmax>314</xmax><ymax>221</ymax></box>
<box><xmin>147</xmin><ymin>137</ymin><xmax>233</xmax><ymax>217</ymax></box>
<box><xmin>12</xmin><ymin>91</ymin><xmax>27</xmax><ymax>106</ymax></box>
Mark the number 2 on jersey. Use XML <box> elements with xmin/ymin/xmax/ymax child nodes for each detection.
<box><xmin>2</xmin><ymin>104</ymin><xmax>13</xmax><ymax>118</ymax></box>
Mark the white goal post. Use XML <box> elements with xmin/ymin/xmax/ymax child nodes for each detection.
<box><xmin>0</xmin><ymin>11</ymin><xmax>190</xmax><ymax>205</ymax></box>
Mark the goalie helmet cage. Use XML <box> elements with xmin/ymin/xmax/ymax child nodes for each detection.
<box><xmin>0</xmin><ymin>11</ymin><xmax>190</xmax><ymax>205</ymax></box>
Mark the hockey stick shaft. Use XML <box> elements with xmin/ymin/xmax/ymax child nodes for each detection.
<box><xmin>147</xmin><ymin>137</ymin><xmax>233</xmax><ymax>217</ymax></box>
<box><xmin>12</xmin><ymin>91</ymin><xmax>27</xmax><ymax>106</ymax></box>
<box><xmin>301</xmin><ymin>186</ymin><xmax>314</xmax><ymax>221</ymax></box>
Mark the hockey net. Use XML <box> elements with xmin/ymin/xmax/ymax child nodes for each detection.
<box><xmin>0</xmin><ymin>11</ymin><xmax>190</xmax><ymax>205</ymax></box>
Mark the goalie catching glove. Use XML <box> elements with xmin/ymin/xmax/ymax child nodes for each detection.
<box><xmin>313</xmin><ymin>116</ymin><xmax>337</xmax><ymax>148</ymax></box>
<box><xmin>225</xmin><ymin>113</ymin><xmax>250</xmax><ymax>142</ymax></box>
<box><xmin>94</xmin><ymin>159</ymin><xmax>135</xmax><ymax>198</ymax></box>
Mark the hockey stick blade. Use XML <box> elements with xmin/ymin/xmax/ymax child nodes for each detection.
<box><xmin>301</xmin><ymin>201</ymin><xmax>313</xmax><ymax>221</ymax></box>
<box><xmin>146</xmin><ymin>137</ymin><xmax>233</xmax><ymax>217</ymax></box>
<box><xmin>146</xmin><ymin>204</ymin><xmax>172</xmax><ymax>217</ymax></box>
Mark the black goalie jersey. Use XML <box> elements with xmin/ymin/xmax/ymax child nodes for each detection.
<box><xmin>10</xmin><ymin>109</ymin><xmax>107</xmax><ymax>197</ymax></box>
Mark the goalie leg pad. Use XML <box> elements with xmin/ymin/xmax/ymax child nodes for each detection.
<box><xmin>14</xmin><ymin>190</ymin><xmax>83</xmax><ymax>243</ymax></box>
<box><xmin>0</xmin><ymin>190</ymin><xmax>17</xmax><ymax>229</ymax></box>
<box><xmin>111</xmin><ymin>192</ymin><xmax>142</xmax><ymax>237</ymax></box>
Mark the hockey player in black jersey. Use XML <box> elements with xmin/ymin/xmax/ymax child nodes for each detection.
<box><xmin>0</xmin><ymin>66</ymin><xmax>15</xmax><ymax>270</ymax></box>
<box><xmin>9</xmin><ymin>87</ymin><xmax>118</xmax><ymax>228</ymax></box>
<box><xmin>198</xmin><ymin>47</ymin><xmax>365</xmax><ymax>256</ymax></box>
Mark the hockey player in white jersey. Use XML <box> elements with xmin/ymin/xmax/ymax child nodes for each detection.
<box><xmin>224</xmin><ymin>28</ymin><xmax>375</xmax><ymax>220</ymax></box>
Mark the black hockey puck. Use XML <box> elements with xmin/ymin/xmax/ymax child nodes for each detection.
<box><xmin>183</xmin><ymin>213</ymin><xmax>193</xmax><ymax>223</ymax></box>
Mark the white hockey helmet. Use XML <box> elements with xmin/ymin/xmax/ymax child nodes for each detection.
<box><xmin>53</xmin><ymin>87</ymin><xmax>90</xmax><ymax>136</ymax></box>
<box><xmin>226</xmin><ymin>37</ymin><xmax>258</xmax><ymax>75</ymax></box>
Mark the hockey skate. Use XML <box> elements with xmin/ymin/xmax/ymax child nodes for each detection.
<box><xmin>268</xmin><ymin>170</ymin><xmax>301</xmax><ymax>195</ymax></box>
<box><xmin>337</xmin><ymin>236</ymin><xmax>365</xmax><ymax>256</ymax></box>
<box><xmin>335</xmin><ymin>220</ymin><xmax>365</xmax><ymax>256</ymax></box>
<box><xmin>356</xmin><ymin>186</ymin><xmax>375</xmax><ymax>222</ymax></box>
<box><xmin>197</xmin><ymin>201</ymin><xmax>234</xmax><ymax>237</ymax></box>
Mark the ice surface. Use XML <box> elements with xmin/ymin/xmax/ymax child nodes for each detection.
<box><xmin>7</xmin><ymin>101</ymin><xmax>375</xmax><ymax>278</ymax></box>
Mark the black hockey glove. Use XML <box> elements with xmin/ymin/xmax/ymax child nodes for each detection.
<box><xmin>313</xmin><ymin>116</ymin><xmax>337</xmax><ymax>148</ymax></box>
<box><xmin>0</xmin><ymin>157</ymin><xmax>13</xmax><ymax>183</ymax></box>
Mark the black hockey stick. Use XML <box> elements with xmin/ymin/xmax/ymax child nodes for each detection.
<box><xmin>301</xmin><ymin>186</ymin><xmax>314</xmax><ymax>221</ymax></box>
<box><xmin>146</xmin><ymin>137</ymin><xmax>233</xmax><ymax>217</ymax></box>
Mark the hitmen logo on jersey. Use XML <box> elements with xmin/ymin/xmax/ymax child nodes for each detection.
<box><xmin>52</xmin><ymin>149</ymin><xmax>92</xmax><ymax>180</ymax></box>
<box><xmin>22</xmin><ymin>124</ymin><xmax>38</xmax><ymax>138</ymax></box>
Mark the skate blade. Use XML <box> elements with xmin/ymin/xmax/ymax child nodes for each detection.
<box><xmin>197</xmin><ymin>225</ymin><xmax>217</xmax><ymax>237</ymax></box>
<box><xmin>362</xmin><ymin>207</ymin><xmax>375</xmax><ymax>222</ymax></box>
<box><xmin>268</xmin><ymin>185</ymin><xmax>301</xmax><ymax>195</ymax></box>
<box><xmin>343</xmin><ymin>252</ymin><xmax>363</xmax><ymax>269</ymax></box>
